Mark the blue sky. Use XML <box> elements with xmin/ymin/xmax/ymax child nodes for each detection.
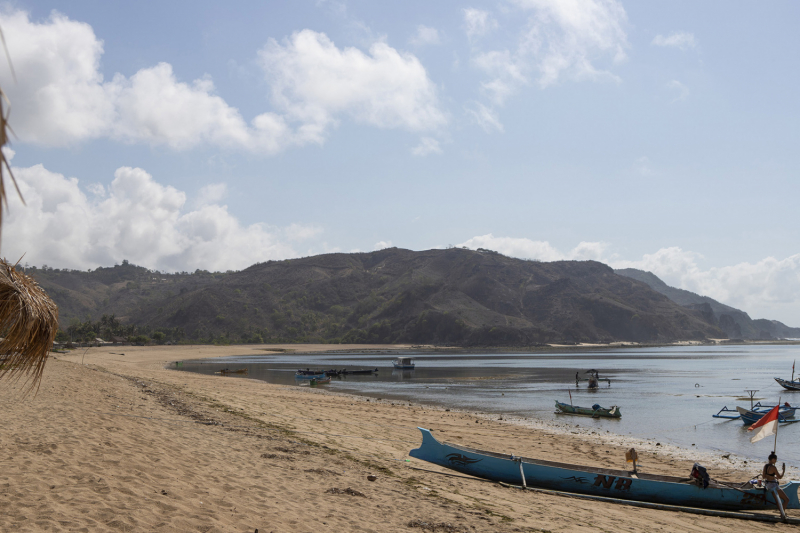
<box><xmin>2</xmin><ymin>1</ymin><xmax>800</xmax><ymax>324</ymax></box>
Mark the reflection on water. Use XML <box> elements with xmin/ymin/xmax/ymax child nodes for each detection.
<box><xmin>176</xmin><ymin>344</ymin><xmax>800</xmax><ymax>465</ymax></box>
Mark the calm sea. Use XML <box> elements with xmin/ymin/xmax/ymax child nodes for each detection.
<box><xmin>175</xmin><ymin>344</ymin><xmax>800</xmax><ymax>465</ymax></box>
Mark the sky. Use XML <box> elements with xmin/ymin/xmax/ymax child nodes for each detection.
<box><xmin>1</xmin><ymin>0</ymin><xmax>799</xmax><ymax>324</ymax></box>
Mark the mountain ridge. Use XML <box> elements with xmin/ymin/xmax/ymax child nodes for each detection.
<box><xmin>28</xmin><ymin>248</ymin><xmax>730</xmax><ymax>345</ymax></box>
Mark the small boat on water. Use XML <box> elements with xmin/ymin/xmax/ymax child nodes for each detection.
<box><xmin>295</xmin><ymin>372</ymin><xmax>326</xmax><ymax>380</ymax></box>
<box><xmin>775</xmin><ymin>377</ymin><xmax>800</xmax><ymax>391</ymax></box>
<box><xmin>775</xmin><ymin>360</ymin><xmax>800</xmax><ymax>391</ymax></box>
<box><xmin>555</xmin><ymin>400</ymin><xmax>621</xmax><ymax>418</ymax></box>
<box><xmin>323</xmin><ymin>368</ymin><xmax>379</xmax><ymax>376</ymax></box>
<box><xmin>217</xmin><ymin>368</ymin><xmax>248</xmax><ymax>375</ymax></box>
<box><xmin>736</xmin><ymin>406</ymin><xmax>798</xmax><ymax>426</ymax></box>
<box><xmin>408</xmin><ymin>428</ymin><xmax>800</xmax><ymax>512</ymax></box>
<box><xmin>297</xmin><ymin>369</ymin><xmax>324</xmax><ymax>375</ymax></box>
<box><xmin>308</xmin><ymin>376</ymin><xmax>331</xmax><ymax>386</ymax></box>
<box><xmin>393</xmin><ymin>357</ymin><xmax>415</xmax><ymax>370</ymax></box>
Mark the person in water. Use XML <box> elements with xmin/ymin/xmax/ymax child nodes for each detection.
<box><xmin>763</xmin><ymin>452</ymin><xmax>789</xmax><ymax>510</ymax></box>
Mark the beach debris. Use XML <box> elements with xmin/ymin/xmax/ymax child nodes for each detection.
<box><xmin>325</xmin><ymin>487</ymin><xmax>366</xmax><ymax>497</ymax></box>
<box><xmin>367</xmin><ymin>475</ymin><xmax>377</xmax><ymax>481</ymax></box>
<box><xmin>160</xmin><ymin>489</ymin><xmax>168</xmax><ymax>495</ymax></box>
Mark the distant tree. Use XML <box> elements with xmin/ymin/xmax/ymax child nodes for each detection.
<box><xmin>151</xmin><ymin>331</ymin><xmax>166</xmax><ymax>344</ymax></box>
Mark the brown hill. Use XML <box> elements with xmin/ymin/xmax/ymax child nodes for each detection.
<box><xmin>28</xmin><ymin>248</ymin><xmax>724</xmax><ymax>345</ymax></box>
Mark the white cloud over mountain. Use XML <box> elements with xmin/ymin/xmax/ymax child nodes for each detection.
<box><xmin>459</xmin><ymin>234</ymin><xmax>800</xmax><ymax>325</ymax></box>
<box><xmin>4</xmin><ymin>162</ymin><xmax>316</xmax><ymax>272</ymax></box>
<box><xmin>0</xmin><ymin>10</ymin><xmax>445</xmax><ymax>152</ymax></box>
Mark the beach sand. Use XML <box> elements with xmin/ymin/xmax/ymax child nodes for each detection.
<box><xmin>1</xmin><ymin>344</ymin><xmax>796</xmax><ymax>532</ymax></box>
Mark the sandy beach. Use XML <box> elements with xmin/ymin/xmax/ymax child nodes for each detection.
<box><xmin>1</xmin><ymin>344</ymin><xmax>797</xmax><ymax>532</ymax></box>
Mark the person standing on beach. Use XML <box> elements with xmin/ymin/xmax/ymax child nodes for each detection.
<box><xmin>763</xmin><ymin>452</ymin><xmax>789</xmax><ymax>510</ymax></box>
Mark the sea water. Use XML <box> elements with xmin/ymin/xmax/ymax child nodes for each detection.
<box><xmin>176</xmin><ymin>344</ymin><xmax>800</xmax><ymax>466</ymax></box>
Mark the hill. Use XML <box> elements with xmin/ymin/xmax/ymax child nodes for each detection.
<box><xmin>29</xmin><ymin>248</ymin><xmax>727</xmax><ymax>345</ymax></box>
<box><xmin>615</xmin><ymin>268</ymin><xmax>800</xmax><ymax>340</ymax></box>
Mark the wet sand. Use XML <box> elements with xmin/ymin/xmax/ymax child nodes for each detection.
<box><xmin>1</xmin><ymin>344</ymin><xmax>796</xmax><ymax>532</ymax></box>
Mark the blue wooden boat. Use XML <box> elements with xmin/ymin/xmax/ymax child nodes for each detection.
<box><xmin>775</xmin><ymin>377</ymin><xmax>800</xmax><ymax>391</ymax></box>
<box><xmin>736</xmin><ymin>406</ymin><xmax>798</xmax><ymax>425</ymax></box>
<box><xmin>408</xmin><ymin>428</ymin><xmax>800</xmax><ymax>512</ymax></box>
<box><xmin>713</xmin><ymin>402</ymin><xmax>794</xmax><ymax>420</ymax></box>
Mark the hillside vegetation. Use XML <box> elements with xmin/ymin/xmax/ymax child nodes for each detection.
<box><xmin>28</xmin><ymin>248</ymin><xmax>731</xmax><ymax>346</ymax></box>
<box><xmin>615</xmin><ymin>268</ymin><xmax>800</xmax><ymax>340</ymax></box>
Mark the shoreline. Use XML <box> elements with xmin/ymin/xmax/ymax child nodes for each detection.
<box><xmin>2</xmin><ymin>343</ymin><xmax>796</xmax><ymax>531</ymax></box>
<box><xmin>175</xmin><ymin>342</ymin><xmax>800</xmax><ymax>472</ymax></box>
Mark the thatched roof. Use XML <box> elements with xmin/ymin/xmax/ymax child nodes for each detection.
<box><xmin>0</xmin><ymin>259</ymin><xmax>59</xmax><ymax>391</ymax></box>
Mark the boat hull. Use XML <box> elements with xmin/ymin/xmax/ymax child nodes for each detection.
<box><xmin>555</xmin><ymin>401</ymin><xmax>621</xmax><ymax>418</ymax></box>
<box><xmin>736</xmin><ymin>406</ymin><xmax>796</xmax><ymax>425</ymax></box>
<box><xmin>408</xmin><ymin>428</ymin><xmax>800</xmax><ymax>512</ymax></box>
<box><xmin>775</xmin><ymin>377</ymin><xmax>800</xmax><ymax>391</ymax></box>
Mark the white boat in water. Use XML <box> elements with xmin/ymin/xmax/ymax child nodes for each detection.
<box><xmin>392</xmin><ymin>357</ymin><xmax>415</xmax><ymax>369</ymax></box>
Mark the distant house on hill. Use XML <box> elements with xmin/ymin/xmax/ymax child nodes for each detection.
<box><xmin>110</xmin><ymin>336</ymin><xmax>127</xmax><ymax>345</ymax></box>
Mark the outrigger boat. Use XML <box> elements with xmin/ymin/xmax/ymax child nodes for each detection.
<box><xmin>775</xmin><ymin>360</ymin><xmax>800</xmax><ymax>391</ymax></box>
<box><xmin>775</xmin><ymin>377</ymin><xmax>800</xmax><ymax>391</ymax></box>
<box><xmin>555</xmin><ymin>400</ymin><xmax>621</xmax><ymax>418</ymax></box>
<box><xmin>408</xmin><ymin>428</ymin><xmax>800</xmax><ymax>512</ymax></box>
<box><xmin>576</xmin><ymin>369</ymin><xmax>611</xmax><ymax>389</ymax></box>
<box><xmin>736</xmin><ymin>406</ymin><xmax>798</xmax><ymax>426</ymax></box>
<box><xmin>713</xmin><ymin>390</ymin><xmax>798</xmax><ymax>420</ymax></box>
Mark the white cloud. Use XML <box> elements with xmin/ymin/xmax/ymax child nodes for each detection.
<box><xmin>195</xmin><ymin>183</ymin><xmax>228</xmax><ymax>207</ymax></box>
<box><xmin>0</xmin><ymin>10</ymin><xmax>444</xmax><ymax>153</ymax></box>
<box><xmin>468</xmin><ymin>0</ymin><xmax>628</xmax><ymax>111</ymax></box>
<box><xmin>459</xmin><ymin>234</ymin><xmax>609</xmax><ymax>262</ymax></box>
<box><xmin>258</xmin><ymin>29</ymin><xmax>447</xmax><ymax>144</ymax></box>
<box><xmin>374</xmin><ymin>240</ymin><xmax>393</xmax><ymax>250</ymax></box>
<box><xmin>667</xmin><ymin>79</ymin><xmax>689</xmax><ymax>102</ymax></box>
<box><xmin>409</xmin><ymin>25</ymin><xmax>441</xmax><ymax>46</ymax></box>
<box><xmin>465</xmin><ymin>102</ymin><xmax>504</xmax><ymax>133</ymax></box>
<box><xmin>514</xmin><ymin>0</ymin><xmax>628</xmax><ymax>87</ymax></box>
<box><xmin>411</xmin><ymin>137</ymin><xmax>442</xmax><ymax>156</ymax></box>
<box><xmin>283</xmin><ymin>223</ymin><xmax>323</xmax><ymax>241</ymax></box>
<box><xmin>4</xmin><ymin>162</ymin><xmax>305</xmax><ymax>272</ymax></box>
<box><xmin>615</xmin><ymin>248</ymin><xmax>800</xmax><ymax>324</ymax></box>
<box><xmin>459</xmin><ymin>234</ymin><xmax>800</xmax><ymax>325</ymax></box>
<box><xmin>463</xmin><ymin>8</ymin><xmax>498</xmax><ymax>39</ymax></box>
<box><xmin>652</xmin><ymin>32</ymin><xmax>697</xmax><ymax>51</ymax></box>
<box><xmin>472</xmin><ymin>50</ymin><xmax>526</xmax><ymax>104</ymax></box>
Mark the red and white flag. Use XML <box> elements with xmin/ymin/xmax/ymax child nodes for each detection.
<box><xmin>748</xmin><ymin>405</ymin><xmax>780</xmax><ymax>443</ymax></box>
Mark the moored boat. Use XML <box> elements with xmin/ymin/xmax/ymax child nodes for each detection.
<box><xmin>392</xmin><ymin>357</ymin><xmax>415</xmax><ymax>369</ymax></box>
<box><xmin>555</xmin><ymin>400</ymin><xmax>621</xmax><ymax>418</ymax></box>
<box><xmin>775</xmin><ymin>377</ymin><xmax>800</xmax><ymax>391</ymax></box>
<box><xmin>408</xmin><ymin>428</ymin><xmax>800</xmax><ymax>512</ymax></box>
<box><xmin>736</xmin><ymin>406</ymin><xmax>798</xmax><ymax>425</ymax></box>
<box><xmin>341</xmin><ymin>368</ymin><xmax>379</xmax><ymax>375</ymax></box>
<box><xmin>295</xmin><ymin>372</ymin><xmax>326</xmax><ymax>380</ymax></box>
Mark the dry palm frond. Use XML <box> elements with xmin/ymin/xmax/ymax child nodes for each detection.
<box><xmin>0</xmin><ymin>258</ymin><xmax>58</xmax><ymax>391</ymax></box>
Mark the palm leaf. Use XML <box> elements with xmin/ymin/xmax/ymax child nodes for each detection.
<box><xmin>0</xmin><ymin>259</ymin><xmax>58</xmax><ymax>391</ymax></box>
